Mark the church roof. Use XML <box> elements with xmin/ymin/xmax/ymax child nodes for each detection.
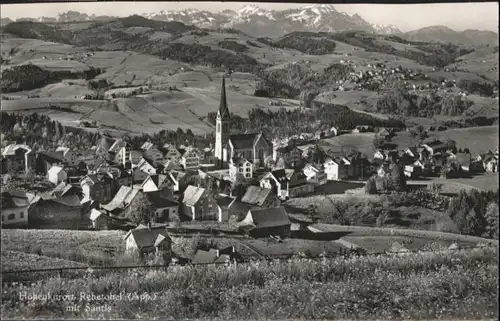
<box><xmin>218</xmin><ymin>77</ymin><xmax>230</xmax><ymax>120</ymax></box>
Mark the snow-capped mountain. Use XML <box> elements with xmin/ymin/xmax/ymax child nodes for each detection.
<box><xmin>373</xmin><ymin>24</ymin><xmax>402</xmax><ymax>35</ymax></box>
<box><xmin>9</xmin><ymin>5</ymin><xmax>403</xmax><ymax>36</ymax></box>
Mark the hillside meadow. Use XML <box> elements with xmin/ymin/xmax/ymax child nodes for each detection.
<box><xmin>1</xmin><ymin>247</ymin><xmax>497</xmax><ymax>320</ymax></box>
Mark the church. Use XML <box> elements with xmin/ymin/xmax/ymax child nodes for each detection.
<box><xmin>214</xmin><ymin>77</ymin><xmax>272</xmax><ymax>169</ymax></box>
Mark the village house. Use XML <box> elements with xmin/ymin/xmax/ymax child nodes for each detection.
<box><xmin>141</xmin><ymin>174</ymin><xmax>174</xmax><ymax>193</ymax></box>
<box><xmin>376</xmin><ymin>161</ymin><xmax>391</xmax><ymax>178</ymax></box>
<box><xmin>215</xmin><ymin>194</ymin><xmax>249</xmax><ymax>222</ymax></box>
<box><xmin>456</xmin><ymin>152</ymin><xmax>472</xmax><ymax>172</ymax></box>
<box><xmin>80</xmin><ymin>173</ymin><xmax>114</xmax><ymax>204</ymax></box>
<box><xmin>180</xmin><ymin>147</ymin><xmax>201</xmax><ymax>170</ymax></box>
<box><xmin>377</xmin><ymin>127</ymin><xmax>394</xmax><ymax>139</ymax></box>
<box><xmin>241</xmin><ymin>186</ymin><xmax>281</xmax><ymax>209</ymax></box>
<box><xmin>145</xmin><ymin>191</ymin><xmax>179</xmax><ymax>222</ymax></box>
<box><xmin>421</xmin><ymin>140</ymin><xmax>455</xmax><ymax>156</ymax></box>
<box><xmin>328</xmin><ymin>126</ymin><xmax>339</xmax><ymax>137</ymax></box>
<box><xmin>404</xmin><ymin>164</ymin><xmax>422</xmax><ymax>178</ymax></box>
<box><xmin>124</xmin><ymin>225</ymin><xmax>172</xmax><ymax>261</ymax></box>
<box><xmin>165</xmin><ymin>147</ymin><xmax>182</xmax><ymax>164</ymax></box>
<box><xmin>112</xmin><ymin>169</ymin><xmax>133</xmax><ymax>190</ymax></box>
<box><xmin>30</xmin><ymin>193</ymin><xmax>83</xmax><ymax>229</ymax></box>
<box><xmin>55</xmin><ymin>146</ymin><xmax>79</xmax><ymax>166</ymax></box>
<box><xmin>133</xmin><ymin>158</ymin><xmax>157</xmax><ymax>183</ymax></box>
<box><xmin>323</xmin><ymin>157</ymin><xmax>348</xmax><ymax>181</ymax></box>
<box><xmin>273</xmin><ymin>144</ymin><xmax>303</xmax><ymax>168</ymax></box>
<box><xmin>89</xmin><ymin>208</ymin><xmax>108</xmax><ymax>230</ymax></box>
<box><xmin>47</xmin><ymin>165</ymin><xmax>68</xmax><ymax>185</ymax></box>
<box><xmin>49</xmin><ymin>182</ymin><xmax>82</xmax><ymax>199</ymax></box>
<box><xmin>166</xmin><ymin>170</ymin><xmax>186</xmax><ymax>194</ymax></box>
<box><xmin>1</xmin><ymin>190</ymin><xmax>30</xmax><ymax>227</ymax></box>
<box><xmin>108</xmin><ymin>139</ymin><xmax>131</xmax><ymax>167</ymax></box>
<box><xmin>483</xmin><ymin>154</ymin><xmax>498</xmax><ymax>173</ymax></box>
<box><xmin>141</xmin><ymin>142</ymin><xmax>164</xmax><ymax>165</ymax></box>
<box><xmin>2</xmin><ymin>144</ymin><xmax>36</xmax><ymax>174</ymax></box>
<box><xmin>259</xmin><ymin>169</ymin><xmax>314</xmax><ymax>200</ymax></box>
<box><xmin>352</xmin><ymin>125</ymin><xmax>373</xmax><ymax>134</ymax></box>
<box><xmin>345</xmin><ymin>153</ymin><xmax>370</xmax><ymax>179</ymax></box>
<box><xmin>200</xmin><ymin>147</ymin><xmax>215</xmax><ymax>165</ymax></box>
<box><xmin>302</xmin><ymin>163</ymin><xmax>327</xmax><ymax>186</ymax></box>
<box><xmin>35</xmin><ymin>151</ymin><xmax>64</xmax><ymax>175</ymax></box>
<box><xmin>238</xmin><ymin>206</ymin><xmax>291</xmax><ymax>238</ymax></box>
<box><xmin>86</xmin><ymin>157</ymin><xmax>113</xmax><ymax>175</ymax></box>
<box><xmin>229</xmin><ymin>156</ymin><xmax>253</xmax><ymax>180</ymax></box>
<box><xmin>128</xmin><ymin>150</ymin><xmax>144</xmax><ymax>168</ymax></box>
<box><xmin>162</xmin><ymin>160</ymin><xmax>182</xmax><ymax>173</ymax></box>
<box><xmin>180</xmin><ymin>185</ymin><xmax>219</xmax><ymax>221</ymax></box>
<box><xmin>373</xmin><ymin>149</ymin><xmax>387</xmax><ymax>161</ymax></box>
<box><xmin>101</xmin><ymin>185</ymin><xmax>139</xmax><ymax>217</ymax></box>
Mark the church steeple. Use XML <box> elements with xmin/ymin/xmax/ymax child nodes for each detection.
<box><xmin>215</xmin><ymin>76</ymin><xmax>231</xmax><ymax>168</ymax></box>
<box><xmin>218</xmin><ymin>77</ymin><xmax>230</xmax><ymax>120</ymax></box>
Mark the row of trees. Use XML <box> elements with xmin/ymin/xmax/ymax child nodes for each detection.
<box><xmin>1</xmin><ymin>64</ymin><xmax>102</xmax><ymax>93</ymax></box>
<box><xmin>273</xmin><ymin>34</ymin><xmax>337</xmax><ymax>55</ymax></box>
<box><xmin>376</xmin><ymin>88</ymin><xmax>473</xmax><ymax>118</ymax></box>
<box><xmin>1</xmin><ymin>112</ymin><xmax>101</xmax><ymax>152</ymax></box>
<box><xmin>254</xmin><ymin>63</ymin><xmax>354</xmax><ymax>99</ymax></box>
<box><xmin>447</xmin><ymin>189</ymin><xmax>499</xmax><ymax>239</ymax></box>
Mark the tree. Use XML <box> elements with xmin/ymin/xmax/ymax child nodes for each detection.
<box><xmin>390</xmin><ymin>163</ymin><xmax>407</xmax><ymax>192</ymax></box>
<box><xmin>311</xmin><ymin>145</ymin><xmax>326</xmax><ymax>164</ymax></box>
<box><xmin>231</xmin><ymin>173</ymin><xmax>248</xmax><ymax>199</ymax></box>
<box><xmin>373</xmin><ymin>134</ymin><xmax>385</xmax><ymax>149</ymax></box>
<box><xmin>483</xmin><ymin>201</ymin><xmax>499</xmax><ymax>239</ymax></box>
<box><xmin>307</xmin><ymin>203</ymin><xmax>320</xmax><ymax>223</ymax></box>
<box><xmin>428</xmin><ymin>182</ymin><xmax>443</xmax><ymax>195</ymax></box>
<box><xmin>365</xmin><ymin>176</ymin><xmax>377</xmax><ymax>194</ymax></box>
<box><xmin>128</xmin><ymin>192</ymin><xmax>155</xmax><ymax>225</ymax></box>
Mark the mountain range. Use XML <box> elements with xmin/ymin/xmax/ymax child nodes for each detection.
<box><xmin>1</xmin><ymin>5</ymin><xmax>498</xmax><ymax>45</ymax></box>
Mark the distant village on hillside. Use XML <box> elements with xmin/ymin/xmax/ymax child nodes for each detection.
<box><xmin>1</xmin><ymin>77</ymin><xmax>498</xmax><ymax>264</ymax></box>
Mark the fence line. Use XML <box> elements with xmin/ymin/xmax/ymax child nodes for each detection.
<box><xmin>2</xmin><ymin>243</ymin><xmax>497</xmax><ymax>276</ymax></box>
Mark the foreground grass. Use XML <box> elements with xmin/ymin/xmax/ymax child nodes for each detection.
<box><xmin>1</xmin><ymin>229</ymin><xmax>126</xmax><ymax>267</ymax></box>
<box><xmin>2</xmin><ymin>248</ymin><xmax>498</xmax><ymax>320</ymax></box>
<box><xmin>1</xmin><ymin>251</ymin><xmax>87</xmax><ymax>271</ymax></box>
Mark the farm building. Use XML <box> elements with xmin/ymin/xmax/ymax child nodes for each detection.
<box><xmin>89</xmin><ymin>208</ymin><xmax>108</xmax><ymax>230</ymax></box>
<box><xmin>47</xmin><ymin>166</ymin><xmax>67</xmax><ymax>185</ymax></box>
<box><xmin>229</xmin><ymin>156</ymin><xmax>254</xmax><ymax>180</ymax></box>
<box><xmin>241</xmin><ymin>186</ymin><xmax>280</xmax><ymax>208</ymax></box>
<box><xmin>29</xmin><ymin>194</ymin><xmax>83</xmax><ymax>229</ymax></box>
<box><xmin>259</xmin><ymin>169</ymin><xmax>314</xmax><ymax>200</ymax></box>
<box><xmin>302</xmin><ymin>163</ymin><xmax>327</xmax><ymax>186</ymax></box>
<box><xmin>35</xmin><ymin>151</ymin><xmax>64</xmax><ymax>175</ymax></box>
<box><xmin>124</xmin><ymin>225</ymin><xmax>172</xmax><ymax>260</ymax></box>
<box><xmin>238</xmin><ymin>206</ymin><xmax>291</xmax><ymax>238</ymax></box>
<box><xmin>215</xmin><ymin>194</ymin><xmax>249</xmax><ymax>222</ymax></box>
<box><xmin>323</xmin><ymin>157</ymin><xmax>349</xmax><ymax>181</ymax></box>
<box><xmin>181</xmin><ymin>185</ymin><xmax>219</xmax><ymax>221</ymax></box>
<box><xmin>1</xmin><ymin>190</ymin><xmax>30</xmax><ymax>227</ymax></box>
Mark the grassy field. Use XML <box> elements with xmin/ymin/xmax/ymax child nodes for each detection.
<box><xmin>2</xmin><ymin>250</ymin><xmax>86</xmax><ymax>271</ymax></box>
<box><xmin>312</xmin><ymin>223</ymin><xmax>499</xmax><ymax>245</ymax></box>
<box><xmin>1</xmin><ymin>229</ymin><xmax>126</xmax><ymax>267</ymax></box>
<box><xmin>432</xmin><ymin>125</ymin><xmax>499</xmax><ymax>155</ymax></box>
<box><xmin>446</xmin><ymin>46</ymin><xmax>499</xmax><ymax>81</ymax></box>
<box><xmin>319</xmin><ymin>132</ymin><xmax>376</xmax><ymax>156</ymax></box>
<box><xmin>1</xmin><ymin>247</ymin><xmax>497</xmax><ymax>320</ymax></box>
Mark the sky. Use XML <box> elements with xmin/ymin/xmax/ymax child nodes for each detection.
<box><xmin>1</xmin><ymin>2</ymin><xmax>498</xmax><ymax>32</ymax></box>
